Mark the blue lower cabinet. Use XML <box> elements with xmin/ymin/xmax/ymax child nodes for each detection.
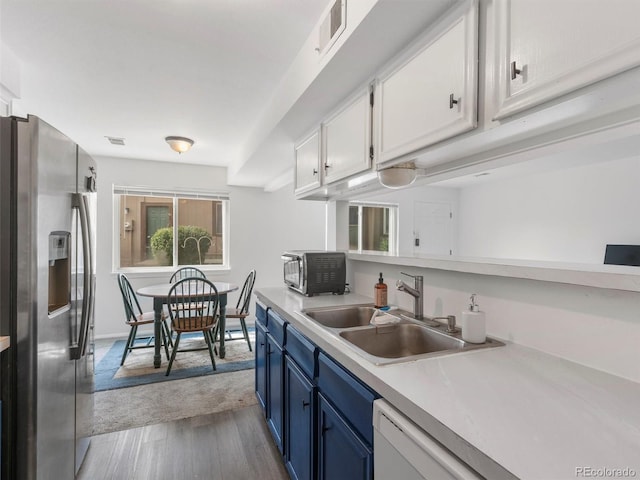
<box><xmin>285</xmin><ymin>357</ymin><xmax>315</xmax><ymax>480</ymax></box>
<box><xmin>255</xmin><ymin>320</ymin><xmax>268</xmax><ymax>415</ymax></box>
<box><xmin>266</xmin><ymin>334</ymin><xmax>284</xmax><ymax>454</ymax></box>
<box><xmin>318</xmin><ymin>393</ymin><xmax>373</xmax><ymax>480</ymax></box>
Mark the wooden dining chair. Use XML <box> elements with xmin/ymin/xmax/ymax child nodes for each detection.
<box><xmin>214</xmin><ymin>269</ymin><xmax>256</xmax><ymax>352</ymax></box>
<box><xmin>165</xmin><ymin>277</ymin><xmax>219</xmax><ymax>376</ymax></box>
<box><xmin>118</xmin><ymin>273</ymin><xmax>172</xmax><ymax>365</ymax></box>
<box><xmin>169</xmin><ymin>266</ymin><xmax>206</xmax><ymax>282</ymax></box>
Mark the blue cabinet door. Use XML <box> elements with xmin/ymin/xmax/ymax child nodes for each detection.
<box><xmin>285</xmin><ymin>357</ymin><xmax>315</xmax><ymax>480</ymax></box>
<box><xmin>255</xmin><ymin>320</ymin><xmax>268</xmax><ymax>415</ymax></box>
<box><xmin>266</xmin><ymin>334</ymin><xmax>284</xmax><ymax>455</ymax></box>
<box><xmin>318</xmin><ymin>393</ymin><xmax>373</xmax><ymax>480</ymax></box>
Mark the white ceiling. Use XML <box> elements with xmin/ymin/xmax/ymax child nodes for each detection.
<box><xmin>1</xmin><ymin>0</ymin><xmax>328</xmax><ymax>171</ymax></box>
<box><xmin>1</xmin><ymin>0</ymin><xmax>460</xmax><ymax>188</ymax></box>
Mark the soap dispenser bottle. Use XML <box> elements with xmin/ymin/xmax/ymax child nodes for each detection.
<box><xmin>461</xmin><ymin>294</ymin><xmax>486</xmax><ymax>343</ymax></box>
<box><xmin>374</xmin><ymin>272</ymin><xmax>387</xmax><ymax>308</ymax></box>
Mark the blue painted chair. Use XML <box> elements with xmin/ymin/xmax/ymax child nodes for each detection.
<box><xmin>117</xmin><ymin>273</ymin><xmax>172</xmax><ymax>365</ymax></box>
<box><xmin>165</xmin><ymin>277</ymin><xmax>219</xmax><ymax>376</ymax></box>
<box><xmin>214</xmin><ymin>269</ymin><xmax>256</xmax><ymax>352</ymax></box>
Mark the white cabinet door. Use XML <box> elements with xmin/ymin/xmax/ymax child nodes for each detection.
<box><xmin>376</xmin><ymin>1</ymin><xmax>478</xmax><ymax>165</ymax></box>
<box><xmin>491</xmin><ymin>0</ymin><xmax>640</xmax><ymax>120</ymax></box>
<box><xmin>294</xmin><ymin>129</ymin><xmax>321</xmax><ymax>195</ymax></box>
<box><xmin>322</xmin><ymin>89</ymin><xmax>372</xmax><ymax>184</ymax></box>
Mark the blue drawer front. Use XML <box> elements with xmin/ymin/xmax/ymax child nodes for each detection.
<box><xmin>256</xmin><ymin>301</ymin><xmax>268</xmax><ymax>328</ymax></box>
<box><xmin>317</xmin><ymin>352</ymin><xmax>378</xmax><ymax>445</ymax></box>
<box><xmin>286</xmin><ymin>325</ymin><xmax>317</xmax><ymax>379</ymax></box>
<box><xmin>267</xmin><ymin>309</ymin><xmax>286</xmax><ymax>346</ymax></box>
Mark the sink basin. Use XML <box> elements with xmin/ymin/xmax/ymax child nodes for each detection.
<box><xmin>299</xmin><ymin>305</ymin><xmax>504</xmax><ymax>365</ymax></box>
<box><xmin>302</xmin><ymin>305</ymin><xmax>377</xmax><ymax>329</ymax></box>
<box><xmin>339</xmin><ymin>323</ymin><xmax>465</xmax><ymax>359</ymax></box>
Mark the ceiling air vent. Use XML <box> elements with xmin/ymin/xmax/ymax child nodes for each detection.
<box><xmin>105</xmin><ymin>136</ymin><xmax>125</xmax><ymax>146</ymax></box>
<box><xmin>318</xmin><ymin>0</ymin><xmax>346</xmax><ymax>57</ymax></box>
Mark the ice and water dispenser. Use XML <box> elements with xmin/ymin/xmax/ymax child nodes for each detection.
<box><xmin>48</xmin><ymin>231</ymin><xmax>71</xmax><ymax>314</ymax></box>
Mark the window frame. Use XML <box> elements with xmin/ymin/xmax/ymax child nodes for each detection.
<box><xmin>348</xmin><ymin>201</ymin><xmax>398</xmax><ymax>255</ymax></box>
<box><xmin>112</xmin><ymin>185</ymin><xmax>231</xmax><ymax>274</ymax></box>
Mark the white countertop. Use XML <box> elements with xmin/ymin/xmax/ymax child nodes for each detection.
<box><xmin>257</xmin><ymin>287</ymin><xmax>640</xmax><ymax>480</ymax></box>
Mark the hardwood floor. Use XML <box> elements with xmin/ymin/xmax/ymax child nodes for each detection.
<box><xmin>78</xmin><ymin>404</ymin><xmax>289</xmax><ymax>480</ymax></box>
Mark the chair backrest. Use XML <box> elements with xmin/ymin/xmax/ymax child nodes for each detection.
<box><xmin>170</xmin><ymin>266</ymin><xmax>206</xmax><ymax>283</ymax></box>
<box><xmin>235</xmin><ymin>269</ymin><xmax>257</xmax><ymax>314</ymax></box>
<box><xmin>118</xmin><ymin>273</ymin><xmax>143</xmax><ymax>322</ymax></box>
<box><xmin>167</xmin><ymin>277</ymin><xmax>219</xmax><ymax>330</ymax></box>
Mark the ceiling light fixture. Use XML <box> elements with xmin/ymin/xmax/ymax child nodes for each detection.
<box><xmin>165</xmin><ymin>136</ymin><xmax>194</xmax><ymax>154</ymax></box>
<box><xmin>378</xmin><ymin>162</ymin><xmax>420</xmax><ymax>189</ymax></box>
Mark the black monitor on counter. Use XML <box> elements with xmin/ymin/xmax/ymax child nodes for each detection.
<box><xmin>604</xmin><ymin>244</ymin><xmax>640</xmax><ymax>267</ymax></box>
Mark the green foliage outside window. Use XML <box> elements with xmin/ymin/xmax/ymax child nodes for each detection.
<box><xmin>150</xmin><ymin>225</ymin><xmax>212</xmax><ymax>265</ymax></box>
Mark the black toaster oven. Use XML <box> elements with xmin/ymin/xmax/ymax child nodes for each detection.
<box><xmin>282</xmin><ymin>251</ymin><xmax>346</xmax><ymax>296</ymax></box>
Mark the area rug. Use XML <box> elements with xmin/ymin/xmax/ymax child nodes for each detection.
<box><xmin>92</xmin><ymin>369</ymin><xmax>258</xmax><ymax>435</ymax></box>
<box><xmin>95</xmin><ymin>330</ymin><xmax>255</xmax><ymax>391</ymax></box>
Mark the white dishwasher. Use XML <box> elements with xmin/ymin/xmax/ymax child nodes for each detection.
<box><xmin>373</xmin><ymin>399</ymin><xmax>481</xmax><ymax>480</ymax></box>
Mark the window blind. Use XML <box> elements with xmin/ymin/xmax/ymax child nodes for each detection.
<box><xmin>113</xmin><ymin>185</ymin><xmax>229</xmax><ymax>201</ymax></box>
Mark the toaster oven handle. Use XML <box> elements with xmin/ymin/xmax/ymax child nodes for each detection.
<box><xmin>281</xmin><ymin>253</ymin><xmax>302</xmax><ymax>261</ymax></box>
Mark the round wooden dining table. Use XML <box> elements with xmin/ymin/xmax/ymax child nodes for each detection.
<box><xmin>137</xmin><ymin>282</ymin><xmax>239</xmax><ymax>368</ymax></box>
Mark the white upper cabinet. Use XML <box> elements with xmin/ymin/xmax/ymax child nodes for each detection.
<box><xmin>375</xmin><ymin>1</ymin><xmax>478</xmax><ymax>166</ymax></box>
<box><xmin>294</xmin><ymin>129</ymin><xmax>322</xmax><ymax>195</ymax></box>
<box><xmin>322</xmin><ymin>88</ymin><xmax>373</xmax><ymax>184</ymax></box>
<box><xmin>491</xmin><ymin>0</ymin><xmax>640</xmax><ymax>120</ymax></box>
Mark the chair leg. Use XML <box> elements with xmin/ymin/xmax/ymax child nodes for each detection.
<box><xmin>160</xmin><ymin>323</ymin><xmax>173</xmax><ymax>360</ymax></box>
<box><xmin>120</xmin><ymin>325</ymin><xmax>136</xmax><ymax>365</ymax></box>
<box><xmin>204</xmin><ymin>330</ymin><xmax>217</xmax><ymax>371</ymax></box>
<box><xmin>164</xmin><ymin>319</ymin><xmax>174</xmax><ymax>348</ymax></box>
<box><xmin>166</xmin><ymin>333</ymin><xmax>182</xmax><ymax>376</ymax></box>
<box><xmin>240</xmin><ymin>318</ymin><xmax>252</xmax><ymax>352</ymax></box>
<box><xmin>211</xmin><ymin>324</ymin><xmax>219</xmax><ymax>356</ymax></box>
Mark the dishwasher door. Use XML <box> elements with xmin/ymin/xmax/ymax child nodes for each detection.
<box><xmin>373</xmin><ymin>399</ymin><xmax>481</xmax><ymax>480</ymax></box>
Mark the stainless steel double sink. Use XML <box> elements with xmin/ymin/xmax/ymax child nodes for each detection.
<box><xmin>299</xmin><ymin>305</ymin><xmax>503</xmax><ymax>365</ymax></box>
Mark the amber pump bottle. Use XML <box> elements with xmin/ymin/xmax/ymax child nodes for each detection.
<box><xmin>374</xmin><ymin>272</ymin><xmax>388</xmax><ymax>308</ymax></box>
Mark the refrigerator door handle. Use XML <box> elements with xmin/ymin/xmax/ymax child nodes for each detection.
<box><xmin>82</xmin><ymin>193</ymin><xmax>95</xmax><ymax>357</ymax></box>
<box><xmin>71</xmin><ymin>193</ymin><xmax>91</xmax><ymax>360</ymax></box>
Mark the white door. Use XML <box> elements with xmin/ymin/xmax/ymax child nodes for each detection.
<box><xmin>414</xmin><ymin>201</ymin><xmax>452</xmax><ymax>256</ymax></box>
<box><xmin>491</xmin><ymin>0</ymin><xmax>640</xmax><ymax>120</ymax></box>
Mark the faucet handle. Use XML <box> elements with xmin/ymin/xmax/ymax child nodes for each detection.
<box><xmin>401</xmin><ymin>271</ymin><xmax>421</xmax><ymax>279</ymax></box>
<box><xmin>446</xmin><ymin>315</ymin><xmax>457</xmax><ymax>333</ymax></box>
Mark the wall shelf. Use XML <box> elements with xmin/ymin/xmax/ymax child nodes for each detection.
<box><xmin>347</xmin><ymin>253</ymin><xmax>640</xmax><ymax>293</ymax></box>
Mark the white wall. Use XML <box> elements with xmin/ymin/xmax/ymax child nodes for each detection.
<box><xmin>94</xmin><ymin>156</ymin><xmax>326</xmax><ymax>337</ymax></box>
<box><xmin>354</xmin><ymin>185</ymin><xmax>459</xmax><ymax>256</ymax></box>
<box><xmin>457</xmin><ymin>155</ymin><xmax>640</xmax><ymax>263</ymax></box>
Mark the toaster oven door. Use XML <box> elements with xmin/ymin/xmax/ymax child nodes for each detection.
<box><xmin>282</xmin><ymin>253</ymin><xmax>305</xmax><ymax>293</ymax></box>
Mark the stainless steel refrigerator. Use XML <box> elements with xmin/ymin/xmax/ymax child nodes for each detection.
<box><xmin>0</xmin><ymin>115</ymin><xmax>97</xmax><ymax>479</ymax></box>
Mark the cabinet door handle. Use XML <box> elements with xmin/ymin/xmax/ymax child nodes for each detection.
<box><xmin>324</xmin><ymin>163</ymin><xmax>331</xmax><ymax>171</ymax></box>
<box><xmin>312</xmin><ymin>168</ymin><xmax>318</xmax><ymax>175</ymax></box>
<box><xmin>302</xmin><ymin>400</ymin><xmax>310</xmax><ymax>408</ymax></box>
<box><xmin>511</xmin><ymin>61</ymin><xmax>522</xmax><ymax>80</ymax></box>
<box><xmin>449</xmin><ymin>93</ymin><xmax>459</xmax><ymax>109</ymax></box>
<box><xmin>322</xmin><ymin>425</ymin><xmax>331</xmax><ymax>434</ymax></box>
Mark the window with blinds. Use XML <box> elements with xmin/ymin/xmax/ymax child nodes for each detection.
<box><xmin>113</xmin><ymin>186</ymin><xmax>230</xmax><ymax>270</ymax></box>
